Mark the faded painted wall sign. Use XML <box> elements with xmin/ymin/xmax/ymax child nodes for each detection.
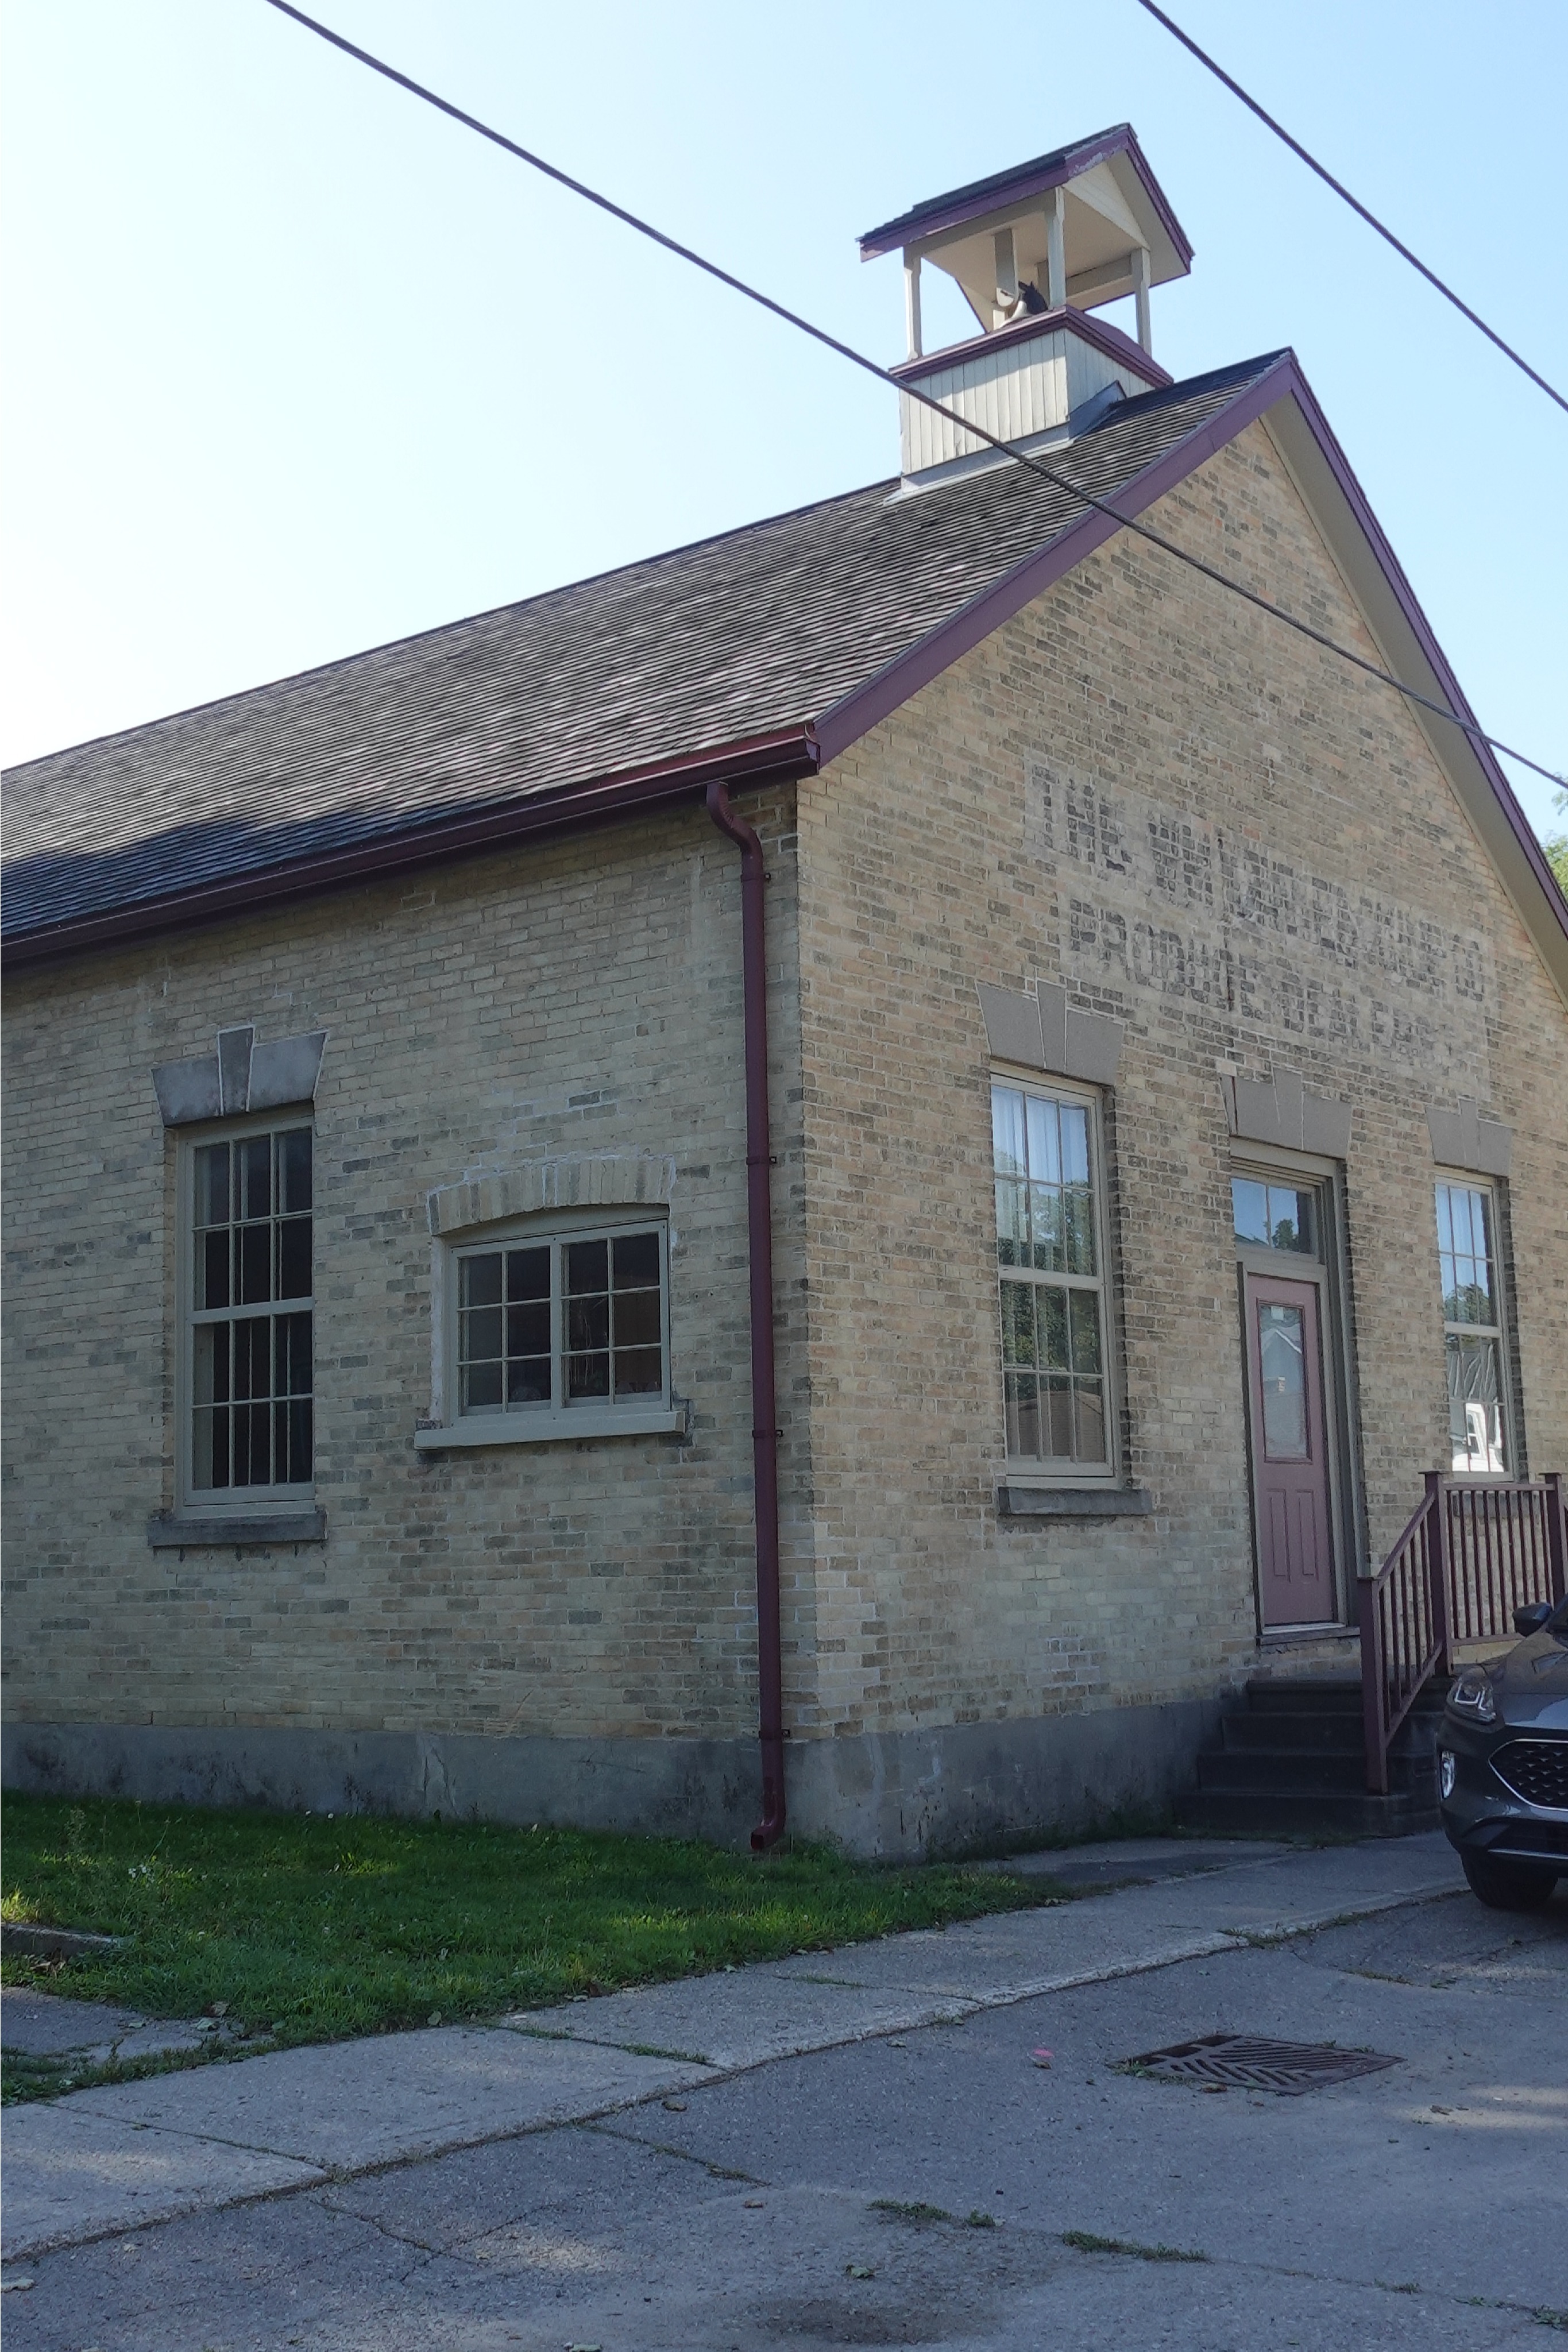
<box><xmin>1030</xmin><ymin>765</ymin><xmax>1492</xmax><ymax>1094</ymax></box>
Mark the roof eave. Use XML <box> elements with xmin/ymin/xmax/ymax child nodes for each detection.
<box><xmin>858</xmin><ymin>123</ymin><xmax>1195</xmax><ymax>272</ymax></box>
<box><xmin>1257</xmin><ymin>371</ymin><xmax>1568</xmax><ymax>1002</ymax></box>
<box><xmin>0</xmin><ymin>724</ymin><xmax>818</xmax><ymax>971</ymax></box>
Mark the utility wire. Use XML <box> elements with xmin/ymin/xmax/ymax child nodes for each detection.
<box><xmin>261</xmin><ymin>0</ymin><xmax>1562</xmax><ymax>793</ymax></box>
<box><xmin>1133</xmin><ymin>0</ymin><xmax>1568</xmax><ymax>419</ymax></box>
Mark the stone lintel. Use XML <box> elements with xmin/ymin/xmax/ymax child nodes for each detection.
<box><xmin>1223</xmin><ymin>1066</ymin><xmax>1351</xmax><ymax>1158</ymax></box>
<box><xmin>977</xmin><ymin>981</ymin><xmax>1123</xmax><ymax>1088</ymax></box>
<box><xmin>1426</xmin><ymin>1098</ymin><xmax>1512</xmax><ymax>1178</ymax></box>
<box><xmin>152</xmin><ymin>1029</ymin><xmax>326</xmax><ymax>1126</ymax></box>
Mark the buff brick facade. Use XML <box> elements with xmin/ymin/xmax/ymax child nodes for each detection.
<box><xmin>785</xmin><ymin>422</ymin><xmax>1567</xmax><ymax>1847</ymax></box>
<box><xmin>6</xmin><ymin>239</ymin><xmax>1567</xmax><ymax>1852</ymax></box>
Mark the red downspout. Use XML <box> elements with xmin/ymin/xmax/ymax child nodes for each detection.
<box><xmin>705</xmin><ymin>779</ymin><xmax>786</xmax><ymax>1850</ymax></box>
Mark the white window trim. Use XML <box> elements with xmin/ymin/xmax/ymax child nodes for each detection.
<box><xmin>990</xmin><ymin>1065</ymin><xmax>1121</xmax><ymax>1488</ymax></box>
<box><xmin>1434</xmin><ymin>1167</ymin><xmax>1514</xmax><ymax>1481</ymax></box>
<box><xmin>416</xmin><ymin>1204</ymin><xmax>681</xmax><ymax>1450</ymax></box>
<box><xmin>173</xmin><ymin>1109</ymin><xmax>316</xmax><ymax>1519</ymax></box>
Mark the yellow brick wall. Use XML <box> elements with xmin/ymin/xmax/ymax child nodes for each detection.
<box><xmin>789</xmin><ymin>417</ymin><xmax>1568</xmax><ymax>1739</ymax></box>
<box><xmin>2</xmin><ymin>795</ymin><xmax>803</xmax><ymax>1745</ymax></box>
<box><xmin>4</xmin><ymin>417</ymin><xmax>1565</xmax><ymax>1777</ymax></box>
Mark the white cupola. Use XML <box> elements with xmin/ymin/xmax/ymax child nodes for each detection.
<box><xmin>858</xmin><ymin>125</ymin><xmax>1193</xmax><ymax>492</ymax></box>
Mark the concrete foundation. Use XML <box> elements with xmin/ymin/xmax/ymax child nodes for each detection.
<box><xmin>2</xmin><ymin>1697</ymin><xmax>1221</xmax><ymax>1859</ymax></box>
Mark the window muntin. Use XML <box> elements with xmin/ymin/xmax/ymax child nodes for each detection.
<box><xmin>1232</xmin><ymin>1177</ymin><xmax>1314</xmax><ymax>1256</ymax></box>
<box><xmin>1436</xmin><ymin>1181</ymin><xmax>1509</xmax><ymax>1474</ymax></box>
<box><xmin>453</xmin><ymin>1223</ymin><xmax>668</xmax><ymax>1419</ymax></box>
<box><xmin>992</xmin><ymin>1082</ymin><xmax>1110</xmax><ymax>1468</ymax></box>
<box><xmin>188</xmin><ymin>1126</ymin><xmax>313</xmax><ymax>1494</ymax></box>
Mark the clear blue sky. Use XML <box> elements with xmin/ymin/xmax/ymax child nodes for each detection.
<box><xmin>5</xmin><ymin>0</ymin><xmax>1564</xmax><ymax>844</ymax></box>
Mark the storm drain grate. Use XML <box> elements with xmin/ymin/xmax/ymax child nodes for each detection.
<box><xmin>1122</xmin><ymin>2034</ymin><xmax>1400</xmax><ymax>2095</ymax></box>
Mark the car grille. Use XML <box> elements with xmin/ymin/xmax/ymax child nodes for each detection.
<box><xmin>1492</xmin><ymin>1738</ymin><xmax>1568</xmax><ymax>1811</ymax></box>
<box><xmin>1492</xmin><ymin>1821</ymin><xmax>1568</xmax><ymax>1859</ymax></box>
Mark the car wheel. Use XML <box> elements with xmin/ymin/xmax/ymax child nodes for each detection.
<box><xmin>1460</xmin><ymin>1848</ymin><xmax>1558</xmax><ymax>1912</ymax></box>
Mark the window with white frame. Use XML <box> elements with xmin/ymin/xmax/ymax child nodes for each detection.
<box><xmin>1435</xmin><ymin>1179</ymin><xmax>1511</xmax><ymax>1475</ymax></box>
<box><xmin>992</xmin><ymin>1080</ymin><xmax>1113</xmax><ymax>1472</ymax></box>
<box><xmin>450</xmin><ymin>1221</ymin><xmax>669</xmax><ymax>1422</ymax></box>
<box><xmin>186</xmin><ymin>1123</ymin><xmax>313</xmax><ymax>1499</ymax></box>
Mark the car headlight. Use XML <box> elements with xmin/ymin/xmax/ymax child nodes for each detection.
<box><xmin>1446</xmin><ymin>1669</ymin><xmax>1497</xmax><ymax>1725</ymax></box>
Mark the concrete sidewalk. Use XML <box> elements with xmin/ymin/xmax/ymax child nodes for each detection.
<box><xmin>1</xmin><ymin>1831</ymin><xmax>1462</xmax><ymax>2266</ymax></box>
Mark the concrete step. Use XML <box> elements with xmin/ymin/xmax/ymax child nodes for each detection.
<box><xmin>1223</xmin><ymin>1710</ymin><xmax>1365</xmax><ymax>1754</ymax></box>
<box><xmin>1245</xmin><ymin>1674</ymin><xmax>1449</xmax><ymax>1717</ymax></box>
<box><xmin>1173</xmin><ymin>1785</ymin><xmax>1441</xmax><ymax>1839</ymax></box>
<box><xmin>1244</xmin><ymin>1677</ymin><xmax>1364</xmax><ymax>1714</ymax></box>
<box><xmin>1196</xmin><ymin>1747</ymin><xmax>1436</xmax><ymax>1798</ymax></box>
<box><xmin>1221</xmin><ymin>1713</ymin><xmax>1440</xmax><ymax>1763</ymax></box>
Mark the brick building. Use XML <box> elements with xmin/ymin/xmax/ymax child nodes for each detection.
<box><xmin>5</xmin><ymin>129</ymin><xmax>1566</xmax><ymax>1853</ymax></box>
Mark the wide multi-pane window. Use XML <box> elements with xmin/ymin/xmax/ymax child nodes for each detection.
<box><xmin>1436</xmin><ymin>1181</ymin><xmax>1509</xmax><ymax>1474</ymax></box>
<box><xmin>455</xmin><ymin>1225</ymin><xmax>667</xmax><ymax>1418</ymax></box>
<box><xmin>992</xmin><ymin>1082</ymin><xmax>1110</xmax><ymax>1468</ymax></box>
<box><xmin>189</xmin><ymin>1126</ymin><xmax>312</xmax><ymax>1493</ymax></box>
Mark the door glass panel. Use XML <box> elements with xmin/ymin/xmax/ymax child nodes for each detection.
<box><xmin>1258</xmin><ymin>1303</ymin><xmax>1308</xmax><ymax>1459</ymax></box>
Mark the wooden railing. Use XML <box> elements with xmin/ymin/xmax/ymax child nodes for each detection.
<box><xmin>1359</xmin><ymin>1472</ymin><xmax>1566</xmax><ymax>1795</ymax></box>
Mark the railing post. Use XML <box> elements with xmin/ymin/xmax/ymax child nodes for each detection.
<box><xmin>1358</xmin><ymin>1565</ymin><xmax>1388</xmax><ymax>1795</ymax></box>
<box><xmin>1428</xmin><ymin>1469</ymin><xmax>1455</xmax><ymax>1677</ymax></box>
<box><xmin>1547</xmin><ymin>1472</ymin><xmax>1567</xmax><ymax>1606</ymax></box>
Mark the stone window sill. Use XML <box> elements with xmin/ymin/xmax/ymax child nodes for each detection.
<box><xmin>415</xmin><ymin>1406</ymin><xmax>686</xmax><ymax>1450</ymax></box>
<box><xmin>1258</xmin><ymin>1622</ymin><xmax>1358</xmax><ymax>1646</ymax></box>
<box><xmin>997</xmin><ymin>1485</ymin><xmax>1153</xmax><ymax>1519</ymax></box>
<box><xmin>147</xmin><ymin>1508</ymin><xmax>326</xmax><ymax>1548</ymax></box>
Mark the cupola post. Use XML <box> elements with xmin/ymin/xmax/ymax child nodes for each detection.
<box><xmin>860</xmin><ymin>125</ymin><xmax>1192</xmax><ymax>493</ymax></box>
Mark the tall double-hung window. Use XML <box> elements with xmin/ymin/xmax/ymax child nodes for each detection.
<box><xmin>1435</xmin><ymin>1180</ymin><xmax>1510</xmax><ymax>1475</ymax></box>
<box><xmin>186</xmin><ymin>1123</ymin><xmax>314</xmax><ymax>1499</ymax></box>
<box><xmin>992</xmin><ymin>1081</ymin><xmax>1112</xmax><ymax>1472</ymax></box>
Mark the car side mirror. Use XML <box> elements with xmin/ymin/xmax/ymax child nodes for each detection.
<box><xmin>1513</xmin><ymin>1601</ymin><xmax>1553</xmax><ymax>1637</ymax></box>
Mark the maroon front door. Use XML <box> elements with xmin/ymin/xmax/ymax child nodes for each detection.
<box><xmin>1245</xmin><ymin>1272</ymin><xmax>1334</xmax><ymax>1627</ymax></box>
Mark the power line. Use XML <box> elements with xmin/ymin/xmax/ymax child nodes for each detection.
<box><xmin>260</xmin><ymin>0</ymin><xmax>1562</xmax><ymax>793</ymax></box>
<box><xmin>1131</xmin><ymin>0</ymin><xmax>1568</xmax><ymax>419</ymax></box>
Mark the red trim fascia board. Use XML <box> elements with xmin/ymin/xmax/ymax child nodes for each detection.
<box><xmin>2</xmin><ymin>727</ymin><xmax>817</xmax><ymax>970</ymax></box>
<box><xmin>815</xmin><ymin>347</ymin><xmax>1568</xmax><ymax>970</ymax></box>
<box><xmin>812</xmin><ymin>356</ymin><xmax>1297</xmax><ymax>768</ymax></box>
<box><xmin>1113</xmin><ymin>125</ymin><xmax>1196</xmax><ymax>275</ymax></box>
<box><xmin>859</xmin><ymin>124</ymin><xmax>1194</xmax><ymax>272</ymax></box>
<box><xmin>1261</xmin><ymin>372</ymin><xmax>1568</xmax><ymax>951</ymax></box>
<box><xmin>890</xmin><ymin>303</ymin><xmax>1171</xmax><ymax>391</ymax></box>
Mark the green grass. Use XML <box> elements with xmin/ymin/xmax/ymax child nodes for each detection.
<box><xmin>2</xmin><ymin>1795</ymin><xmax>1069</xmax><ymax>2090</ymax></box>
<box><xmin>1061</xmin><ymin>2230</ymin><xmax>1210</xmax><ymax>2263</ymax></box>
<box><xmin>869</xmin><ymin>2199</ymin><xmax>998</xmax><ymax>2231</ymax></box>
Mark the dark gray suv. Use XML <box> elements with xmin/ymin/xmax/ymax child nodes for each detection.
<box><xmin>1439</xmin><ymin>1594</ymin><xmax>1568</xmax><ymax>1910</ymax></box>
